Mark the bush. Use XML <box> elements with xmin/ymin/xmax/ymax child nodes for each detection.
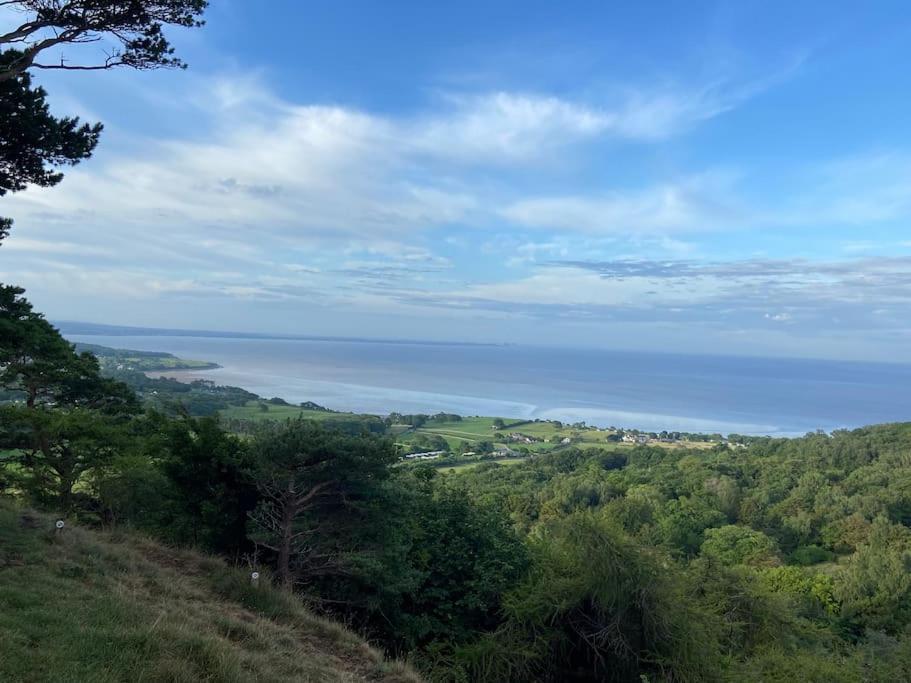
<box><xmin>210</xmin><ymin>567</ymin><xmax>298</xmax><ymax>621</ymax></box>
<box><xmin>462</xmin><ymin>513</ymin><xmax>722</xmax><ymax>682</ymax></box>
<box><xmin>790</xmin><ymin>545</ymin><xmax>835</xmax><ymax>566</ymax></box>
<box><xmin>701</xmin><ymin>525</ymin><xmax>781</xmax><ymax>567</ymax></box>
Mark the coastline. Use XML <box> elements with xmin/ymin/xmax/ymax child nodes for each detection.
<box><xmin>71</xmin><ymin>333</ymin><xmax>911</xmax><ymax>437</ymax></box>
<box><xmin>143</xmin><ymin>365</ymin><xmax>793</xmax><ymax>436</ymax></box>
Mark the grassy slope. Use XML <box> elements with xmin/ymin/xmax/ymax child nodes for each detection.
<box><xmin>0</xmin><ymin>503</ymin><xmax>418</xmax><ymax>683</ymax></box>
<box><xmin>436</xmin><ymin>457</ymin><xmax>526</xmax><ymax>473</ymax></box>
<box><xmin>75</xmin><ymin>343</ymin><xmax>219</xmax><ymax>372</ymax></box>
<box><xmin>220</xmin><ymin>402</ymin><xmax>374</xmax><ymax>424</ymax></box>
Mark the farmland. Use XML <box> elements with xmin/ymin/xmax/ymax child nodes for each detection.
<box><xmin>212</xmin><ymin>402</ymin><xmax>721</xmax><ymax>463</ymax></box>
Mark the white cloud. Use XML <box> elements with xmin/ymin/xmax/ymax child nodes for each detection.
<box><xmin>388</xmin><ymin>257</ymin><xmax>911</xmax><ymax>340</ymax></box>
<box><xmin>4</xmin><ymin>69</ymin><xmax>778</xmax><ymax>258</ymax></box>
<box><xmin>408</xmin><ymin>81</ymin><xmax>771</xmax><ymax>164</ymax></box>
<box><xmin>1</xmin><ymin>238</ymin><xmax>113</xmax><ymax>256</ymax></box>
<box><xmin>500</xmin><ymin>172</ymin><xmax>744</xmax><ymax>234</ymax></box>
<box><xmin>410</xmin><ymin>92</ymin><xmax>611</xmax><ymax>163</ymax></box>
<box><xmin>764</xmin><ymin>312</ymin><xmax>793</xmax><ymax>322</ymax></box>
<box><xmin>438</xmin><ymin>265</ymin><xmax>725</xmax><ymax>309</ymax></box>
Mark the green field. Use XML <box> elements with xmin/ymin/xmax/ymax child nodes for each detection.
<box><xmin>419</xmin><ymin>416</ymin><xmax>504</xmax><ymax>436</ymax></box>
<box><xmin>215</xmin><ymin>404</ymin><xmax>717</xmax><ymax>455</ymax></box>
<box><xmin>437</xmin><ymin>457</ymin><xmax>526</xmax><ymax>473</ymax></box>
<box><xmin>220</xmin><ymin>401</ymin><xmax>377</xmax><ymax>423</ymax></box>
<box><xmin>133</xmin><ymin>356</ymin><xmax>217</xmax><ymax>370</ymax></box>
<box><xmin>74</xmin><ymin>343</ymin><xmax>220</xmax><ymax>372</ymax></box>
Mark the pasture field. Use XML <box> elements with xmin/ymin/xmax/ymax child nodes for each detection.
<box><xmin>220</xmin><ymin>401</ymin><xmax>379</xmax><ymax>424</ymax></box>
<box><xmin>418</xmin><ymin>417</ymin><xmax>503</xmax><ymax>437</ymax></box>
<box><xmin>437</xmin><ymin>457</ymin><xmax>526</xmax><ymax>473</ymax></box>
<box><xmin>134</xmin><ymin>356</ymin><xmax>217</xmax><ymax>370</ymax></box>
<box><xmin>217</xmin><ymin>403</ymin><xmax>717</xmax><ymax>452</ymax></box>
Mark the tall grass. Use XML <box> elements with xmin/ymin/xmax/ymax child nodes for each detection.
<box><xmin>0</xmin><ymin>501</ymin><xmax>419</xmax><ymax>682</ymax></box>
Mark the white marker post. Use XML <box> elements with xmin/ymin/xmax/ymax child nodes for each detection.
<box><xmin>55</xmin><ymin>520</ymin><xmax>65</xmax><ymax>537</ymax></box>
<box><xmin>251</xmin><ymin>571</ymin><xmax>260</xmax><ymax>587</ymax></box>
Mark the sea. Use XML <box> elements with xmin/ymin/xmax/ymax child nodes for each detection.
<box><xmin>66</xmin><ymin>334</ymin><xmax>911</xmax><ymax>436</ymax></box>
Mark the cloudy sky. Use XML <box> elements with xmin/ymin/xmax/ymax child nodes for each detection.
<box><xmin>3</xmin><ymin>1</ymin><xmax>911</xmax><ymax>360</ymax></box>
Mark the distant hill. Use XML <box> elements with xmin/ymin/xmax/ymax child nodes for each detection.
<box><xmin>0</xmin><ymin>502</ymin><xmax>418</xmax><ymax>683</ymax></box>
<box><xmin>72</xmin><ymin>341</ymin><xmax>221</xmax><ymax>372</ymax></box>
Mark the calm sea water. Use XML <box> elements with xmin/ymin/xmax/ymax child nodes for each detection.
<box><xmin>67</xmin><ymin>334</ymin><xmax>911</xmax><ymax>435</ymax></box>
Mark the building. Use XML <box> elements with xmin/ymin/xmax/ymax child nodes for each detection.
<box><xmin>403</xmin><ymin>450</ymin><xmax>446</xmax><ymax>460</ymax></box>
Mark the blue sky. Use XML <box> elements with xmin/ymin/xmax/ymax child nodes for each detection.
<box><xmin>3</xmin><ymin>1</ymin><xmax>911</xmax><ymax>360</ymax></box>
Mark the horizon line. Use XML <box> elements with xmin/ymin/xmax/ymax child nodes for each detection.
<box><xmin>54</xmin><ymin>319</ymin><xmax>511</xmax><ymax>349</ymax></box>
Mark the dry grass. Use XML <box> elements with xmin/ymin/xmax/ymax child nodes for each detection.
<box><xmin>0</xmin><ymin>502</ymin><xmax>420</xmax><ymax>682</ymax></box>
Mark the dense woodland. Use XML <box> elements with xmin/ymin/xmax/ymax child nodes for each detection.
<box><xmin>2</xmin><ymin>282</ymin><xmax>911</xmax><ymax>681</ymax></box>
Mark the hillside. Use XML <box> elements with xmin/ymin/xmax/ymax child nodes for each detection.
<box><xmin>0</xmin><ymin>503</ymin><xmax>419</xmax><ymax>683</ymax></box>
<box><xmin>72</xmin><ymin>342</ymin><xmax>221</xmax><ymax>372</ymax></box>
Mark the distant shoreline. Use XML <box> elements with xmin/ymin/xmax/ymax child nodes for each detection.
<box><xmin>57</xmin><ymin>320</ymin><xmax>510</xmax><ymax>349</ymax></box>
<box><xmin>67</xmin><ymin>332</ymin><xmax>911</xmax><ymax>437</ymax></box>
<box><xmin>144</xmin><ymin>367</ymin><xmax>221</xmax><ymax>380</ymax></box>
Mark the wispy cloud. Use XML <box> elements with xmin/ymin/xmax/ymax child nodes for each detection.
<box><xmin>3</xmin><ymin>67</ymin><xmax>779</xmax><ymax>255</ymax></box>
<box><xmin>12</xmin><ymin>62</ymin><xmax>911</xmax><ymax>358</ymax></box>
<box><xmin>1</xmin><ymin>238</ymin><xmax>114</xmax><ymax>257</ymax></box>
<box><xmin>389</xmin><ymin>257</ymin><xmax>911</xmax><ymax>336</ymax></box>
<box><xmin>500</xmin><ymin>171</ymin><xmax>744</xmax><ymax>234</ymax></box>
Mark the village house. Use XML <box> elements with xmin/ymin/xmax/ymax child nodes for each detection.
<box><xmin>403</xmin><ymin>450</ymin><xmax>446</xmax><ymax>460</ymax></box>
<box><xmin>506</xmin><ymin>432</ymin><xmax>540</xmax><ymax>444</ymax></box>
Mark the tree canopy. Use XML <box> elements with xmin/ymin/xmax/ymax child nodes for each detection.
<box><xmin>0</xmin><ymin>54</ymin><xmax>101</xmax><ymax>197</ymax></box>
<box><xmin>0</xmin><ymin>0</ymin><xmax>207</xmax><ymax>82</ymax></box>
<box><xmin>0</xmin><ymin>285</ymin><xmax>136</xmax><ymax>411</ymax></box>
<box><xmin>0</xmin><ymin>0</ymin><xmax>207</xmax><ymax>242</ymax></box>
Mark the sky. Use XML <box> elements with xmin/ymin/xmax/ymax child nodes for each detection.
<box><xmin>3</xmin><ymin>1</ymin><xmax>911</xmax><ymax>361</ymax></box>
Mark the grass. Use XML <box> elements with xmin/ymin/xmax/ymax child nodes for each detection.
<box><xmin>437</xmin><ymin>457</ymin><xmax>526</xmax><ymax>473</ymax></box>
<box><xmin>417</xmin><ymin>417</ymin><xmax>502</xmax><ymax>437</ymax></box>
<box><xmin>0</xmin><ymin>501</ymin><xmax>419</xmax><ymax>683</ymax></box>
<box><xmin>100</xmin><ymin>355</ymin><xmax>219</xmax><ymax>372</ymax></box>
<box><xmin>140</xmin><ymin>357</ymin><xmax>218</xmax><ymax>370</ymax></box>
<box><xmin>219</xmin><ymin>406</ymin><xmax>717</xmax><ymax>455</ymax></box>
<box><xmin>395</xmin><ymin>415</ymin><xmax>717</xmax><ymax>459</ymax></box>
<box><xmin>220</xmin><ymin>401</ymin><xmax>378</xmax><ymax>424</ymax></box>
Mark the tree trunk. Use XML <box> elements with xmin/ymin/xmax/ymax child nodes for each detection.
<box><xmin>58</xmin><ymin>470</ymin><xmax>74</xmax><ymax>515</ymax></box>
<box><xmin>277</xmin><ymin>496</ymin><xmax>296</xmax><ymax>590</ymax></box>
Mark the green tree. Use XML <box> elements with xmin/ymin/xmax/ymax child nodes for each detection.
<box><xmin>475</xmin><ymin>440</ymin><xmax>495</xmax><ymax>454</ymax></box>
<box><xmin>464</xmin><ymin>513</ymin><xmax>721</xmax><ymax>682</ymax></box>
<box><xmin>393</xmin><ymin>483</ymin><xmax>528</xmax><ymax>651</ymax></box>
<box><xmin>659</xmin><ymin>496</ymin><xmax>727</xmax><ymax>556</ymax></box>
<box><xmin>700</xmin><ymin>525</ymin><xmax>781</xmax><ymax>567</ymax></box>
<box><xmin>408</xmin><ymin>432</ymin><xmax>449</xmax><ymax>453</ymax></box>
<box><xmin>836</xmin><ymin>516</ymin><xmax>911</xmax><ymax>635</ymax></box>
<box><xmin>0</xmin><ymin>1</ymin><xmax>208</xmax><ymax>241</ymax></box>
<box><xmin>0</xmin><ymin>1</ymin><xmax>207</xmax><ymax>82</ymax></box>
<box><xmin>248</xmin><ymin>419</ymin><xmax>398</xmax><ymax>589</ymax></box>
<box><xmin>161</xmin><ymin>415</ymin><xmax>258</xmax><ymax>555</ymax></box>
<box><xmin>0</xmin><ymin>53</ymin><xmax>100</xmax><ymax>202</ymax></box>
<box><xmin>0</xmin><ymin>404</ymin><xmax>129</xmax><ymax>513</ymax></box>
<box><xmin>689</xmin><ymin>557</ymin><xmax>807</xmax><ymax>658</ymax></box>
<box><xmin>0</xmin><ymin>285</ymin><xmax>136</xmax><ymax>411</ymax></box>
